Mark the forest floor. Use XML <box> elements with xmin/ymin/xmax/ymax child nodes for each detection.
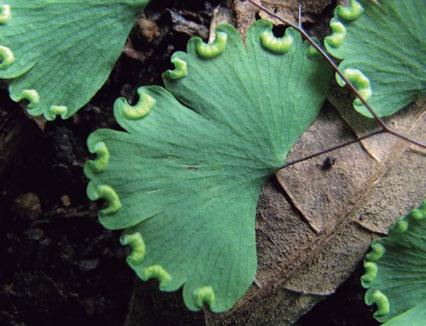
<box><xmin>0</xmin><ymin>0</ymin><xmax>378</xmax><ymax>325</ymax></box>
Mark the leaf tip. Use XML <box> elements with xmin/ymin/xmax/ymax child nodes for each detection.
<box><xmin>140</xmin><ymin>265</ymin><xmax>172</xmax><ymax>290</ymax></box>
<box><xmin>114</xmin><ymin>88</ymin><xmax>155</xmax><ymax>120</ymax></box>
<box><xmin>164</xmin><ymin>56</ymin><xmax>188</xmax><ymax>80</ymax></box>
<box><xmin>12</xmin><ymin>89</ymin><xmax>40</xmax><ymax>110</ymax></box>
<box><xmin>193</xmin><ymin>286</ymin><xmax>216</xmax><ymax>310</ymax></box>
<box><xmin>394</xmin><ymin>218</ymin><xmax>409</xmax><ymax>233</ymax></box>
<box><xmin>0</xmin><ymin>45</ymin><xmax>15</xmax><ymax>69</ymax></box>
<box><xmin>0</xmin><ymin>4</ymin><xmax>11</xmax><ymax>24</ymax></box>
<box><xmin>361</xmin><ymin>261</ymin><xmax>378</xmax><ymax>287</ymax></box>
<box><xmin>366</xmin><ymin>242</ymin><xmax>385</xmax><ymax>262</ymax></box>
<box><xmin>87</xmin><ymin>183</ymin><xmax>122</xmax><ymax>216</ymax></box>
<box><xmin>365</xmin><ymin>289</ymin><xmax>390</xmax><ymax>318</ymax></box>
<box><xmin>411</xmin><ymin>206</ymin><xmax>426</xmax><ymax>221</ymax></box>
<box><xmin>121</xmin><ymin>232</ymin><xmax>145</xmax><ymax>265</ymax></box>
<box><xmin>259</xmin><ymin>27</ymin><xmax>294</xmax><ymax>55</ymax></box>
<box><xmin>325</xmin><ymin>19</ymin><xmax>347</xmax><ymax>49</ymax></box>
<box><xmin>46</xmin><ymin>105</ymin><xmax>68</xmax><ymax>121</ymax></box>
<box><xmin>335</xmin><ymin>68</ymin><xmax>373</xmax><ymax>114</ymax></box>
<box><xmin>336</xmin><ymin>0</ymin><xmax>364</xmax><ymax>22</ymax></box>
<box><xmin>392</xmin><ymin>201</ymin><xmax>426</xmax><ymax>234</ymax></box>
<box><xmin>195</xmin><ymin>30</ymin><xmax>228</xmax><ymax>59</ymax></box>
<box><xmin>86</xmin><ymin>141</ymin><xmax>110</xmax><ymax>174</ymax></box>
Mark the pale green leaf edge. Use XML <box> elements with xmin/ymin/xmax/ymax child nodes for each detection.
<box><xmin>361</xmin><ymin>199</ymin><xmax>426</xmax><ymax>325</ymax></box>
<box><xmin>0</xmin><ymin>0</ymin><xmax>149</xmax><ymax>120</ymax></box>
<box><xmin>324</xmin><ymin>0</ymin><xmax>426</xmax><ymax>118</ymax></box>
<box><xmin>84</xmin><ymin>20</ymin><xmax>330</xmax><ymax>313</ymax></box>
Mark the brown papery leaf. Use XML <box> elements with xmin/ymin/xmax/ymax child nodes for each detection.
<box><xmin>232</xmin><ymin>0</ymin><xmax>332</xmax><ymax>37</ymax></box>
<box><xmin>204</xmin><ymin>100</ymin><xmax>425</xmax><ymax>325</ymax></box>
<box><xmin>124</xmin><ymin>101</ymin><xmax>425</xmax><ymax>326</ymax></box>
<box><xmin>125</xmin><ymin>2</ymin><xmax>426</xmax><ymax>324</ymax></box>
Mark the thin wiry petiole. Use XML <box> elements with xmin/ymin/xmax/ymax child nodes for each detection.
<box><xmin>243</xmin><ymin>0</ymin><xmax>425</xmax><ymax>158</ymax></box>
<box><xmin>277</xmin><ymin>129</ymin><xmax>385</xmax><ymax>171</ymax></box>
<box><xmin>298</xmin><ymin>0</ymin><xmax>302</xmax><ymax>29</ymax></box>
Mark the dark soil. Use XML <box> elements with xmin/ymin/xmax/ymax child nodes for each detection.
<box><xmin>0</xmin><ymin>0</ymin><xmax>378</xmax><ymax>325</ymax></box>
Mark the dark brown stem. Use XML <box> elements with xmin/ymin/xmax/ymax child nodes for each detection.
<box><xmin>244</xmin><ymin>0</ymin><xmax>425</xmax><ymax>149</ymax></box>
<box><xmin>277</xmin><ymin>129</ymin><xmax>385</xmax><ymax>171</ymax></box>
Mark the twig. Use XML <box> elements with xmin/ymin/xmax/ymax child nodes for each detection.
<box><xmin>244</xmin><ymin>0</ymin><xmax>425</xmax><ymax>150</ymax></box>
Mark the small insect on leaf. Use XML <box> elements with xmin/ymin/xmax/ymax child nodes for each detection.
<box><xmin>321</xmin><ymin>157</ymin><xmax>336</xmax><ymax>170</ymax></box>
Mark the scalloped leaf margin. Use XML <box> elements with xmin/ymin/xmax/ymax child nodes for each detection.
<box><xmin>0</xmin><ymin>0</ymin><xmax>149</xmax><ymax>120</ymax></box>
<box><xmin>325</xmin><ymin>0</ymin><xmax>426</xmax><ymax>118</ymax></box>
<box><xmin>361</xmin><ymin>199</ymin><xmax>426</xmax><ymax>324</ymax></box>
<box><xmin>85</xmin><ymin>20</ymin><xmax>331</xmax><ymax>313</ymax></box>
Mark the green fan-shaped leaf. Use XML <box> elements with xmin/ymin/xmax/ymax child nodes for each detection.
<box><xmin>85</xmin><ymin>20</ymin><xmax>331</xmax><ymax>312</ymax></box>
<box><xmin>0</xmin><ymin>0</ymin><xmax>149</xmax><ymax>120</ymax></box>
<box><xmin>325</xmin><ymin>0</ymin><xmax>426</xmax><ymax>117</ymax></box>
<box><xmin>361</xmin><ymin>200</ymin><xmax>426</xmax><ymax>325</ymax></box>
